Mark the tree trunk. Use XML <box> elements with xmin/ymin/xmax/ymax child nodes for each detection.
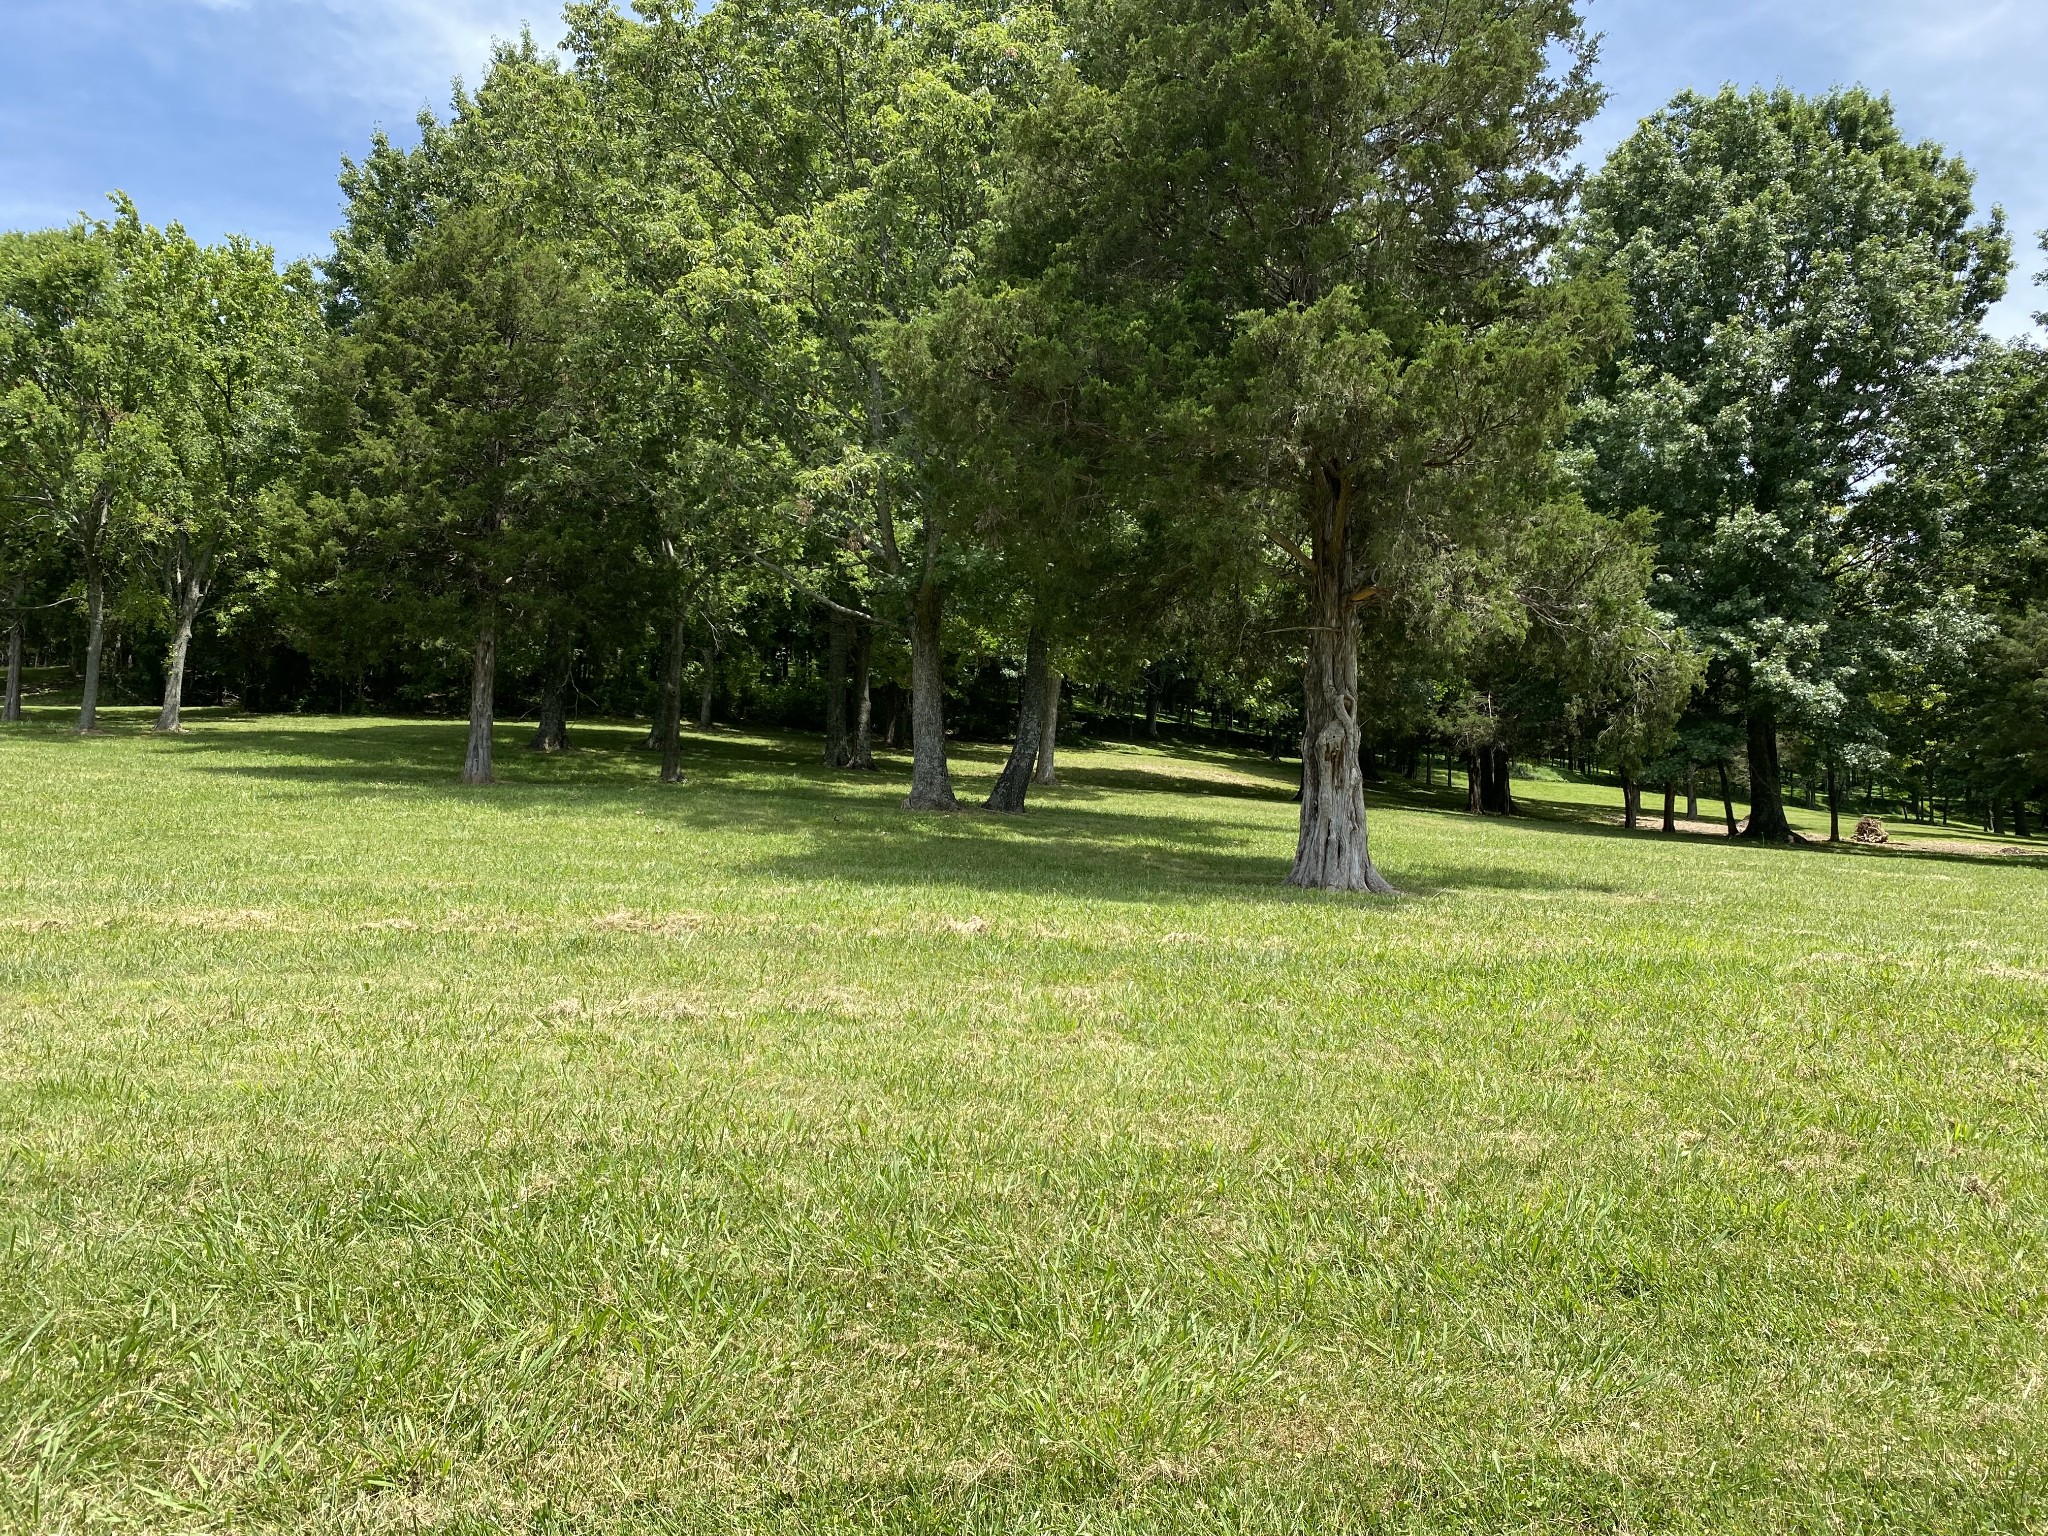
<box><xmin>1480</xmin><ymin>746</ymin><xmax>1514</xmax><ymax>816</ymax></box>
<box><xmin>987</xmin><ymin>629</ymin><xmax>1051</xmax><ymax>814</ymax></box>
<box><xmin>697</xmin><ymin>640</ymin><xmax>717</xmax><ymax>730</ymax></box>
<box><xmin>1663</xmin><ymin>779</ymin><xmax>1677</xmax><ymax>834</ymax></box>
<box><xmin>1290</xmin><ymin>507</ymin><xmax>1395</xmax><ymax>894</ymax></box>
<box><xmin>1718</xmin><ymin>761</ymin><xmax>1738</xmax><ymax>838</ymax></box>
<box><xmin>1034</xmin><ymin>668</ymin><xmax>1062</xmax><ymax>787</ymax></box>
<box><xmin>847</xmin><ymin>624</ymin><xmax>876</xmax><ymax>771</ymax></box>
<box><xmin>1686</xmin><ymin>767</ymin><xmax>1698</xmax><ymax>820</ymax></box>
<box><xmin>77</xmin><ymin>564</ymin><xmax>106</xmax><ymax>734</ymax></box>
<box><xmin>4</xmin><ymin>579</ymin><xmax>24</xmax><ymax>725</ymax></box>
<box><xmin>1144</xmin><ymin>670</ymin><xmax>1161</xmax><ymax>741</ymax></box>
<box><xmin>1620</xmin><ymin>769</ymin><xmax>1639</xmax><ymax>829</ymax></box>
<box><xmin>461</xmin><ymin>625</ymin><xmax>496</xmax><ymax>786</ymax></box>
<box><xmin>902</xmin><ymin>576</ymin><xmax>958</xmax><ymax>811</ymax></box>
<box><xmin>529</xmin><ymin>649</ymin><xmax>571</xmax><ymax>753</ymax></box>
<box><xmin>1466</xmin><ymin>752</ymin><xmax>1483</xmax><ymax>815</ymax></box>
<box><xmin>1828</xmin><ymin>760</ymin><xmax>1841</xmax><ymax>844</ymax></box>
<box><xmin>823</xmin><ymin>609</ymin><xmax>851</xmax><ymax>768</ymax></box>
<box><xmin>2014</xmin><ymin>799</ymin><xmax>2030</xmax><ymax>840</ymax></box>
<box><xmin>659</xmin><ymin>616</ymin><xmax>688</xmax><ymax>785</ymax></box>
<box><xmin>155</xmin><ymin>610</ymin><xmax>198</xmax><ymax>733</ymax></box>
<box><xmin>1739</xmin><ymin>706</ymin><xmax>1796</xmax><ymax>841</ymax></box>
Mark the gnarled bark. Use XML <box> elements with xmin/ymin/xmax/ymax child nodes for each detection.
<box><xmin>987</xmin><ymin>629</ymin><xmax>1050</xmax><ymax>815</ymax></box>
<box><xmin>461</xmin><ymin>625</ymin><xmax>496</xmax><ymax>786</ymax></box>
<box><xmin>902</xmin><ymin>577</ymin><xmax>958</xmax><ymax>811</ymax></box>
<box><xmin>1290</xmin><ymin>494</ymin><xmax>1395</xmax><ymax>894</ymax></box>
<box><xmin>77</xmin><ymin>565</ymin><xmax>106</xmax><ymax>735</ymax></box>
<box><xmin>1740</xmin><ymin>706</ymin><xmax>1796</xmax><ymax>841</ymax></box>
<box><xmin>1034</xmin><ymin>668</ymin><xmax>1061</xmax><ymax>787</ymax></box>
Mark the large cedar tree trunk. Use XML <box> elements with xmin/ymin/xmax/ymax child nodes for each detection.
<box><xmin>987</xmin><ymin>630</ymin><xmax>1050</xmax><ymax>815</ymax></box>
<box><xmin>1290</xmin><ymin>500</ymin><xmax>1395</xmax><ymax>894</ymax></box>
<box><xmin>847</xmin><ymin>626</ymin><xmax>877</xmax><ymax>771</ymax></box>
<box><xmin>1034</xmin><ymin>669</ymin><xmax>1061</xmax><ymax>787</ymax></box>
<box><xmin>4</xmin><ymin>580</ymin><xmax>24</xmax><ymax>724</ymax></box>
<box><xmin>823</xmin><ymin>610</ymin><xmax>852</xmax><ymax>768</ymax></box>
<box><xmin>77</xmin><ymin>565</ymin><xmax>107</xmax><ymax>735</ymax></box>
<box><xmin>1718</xmin><ymin>762</ymin><xmax>1738</xmax><ymax>837</ymax></box>
<box><xmin>1620</xmin><ymin>770</ymin><xmax>1639</xmax><ymax>829</ymax></box>
<box><xmin>1662</xmin><ymin>780</ymin><xmax>1677</xmax><ymax>834</ymax></box>
<box><xmin>1740</xmin><ymin>706</ymin><xmax>1796</xmax><ymax>841</ymax></box>
<box><xmin>902</xmin><ymin>577</ymin><xmax>958</xmax><ymax>811</ymax></box>
<box><xmin>461</xmin><ymin>625</ymin><xmax>497</xmax><ymax>786</ymax></box>
<box><xmin>658</xmin><ymin>617</ymin><xmax>688</xmax><ymax>784</ymax></box>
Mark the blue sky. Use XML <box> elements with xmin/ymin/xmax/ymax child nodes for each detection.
<box><xmin>3</xmin><ymin>0</ymin><xmax>2045</xmax><ymax>334</ymax></box>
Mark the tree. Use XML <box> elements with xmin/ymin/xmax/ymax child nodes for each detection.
<box><xmin>0</xmin><ymin>204</ymin><xmax>171</xmax><ymax>733</ymax></box>
<box><xmin>1001</xmin><ymin>0</ymin><xmax>1609</xmax><ymax>890</ymax></box>
<box><xmin>298</xmin><ymin>208</ymin><xmax>596</xmax><ymax>785</ymax></box>
<box><xmin>138</xmin><ymin>230</ymin><xmax>316</xmax><ymax>732</ymax></box>
<box><xmin>1574</xmin><ymin>87</ymin><xmax>2009</xmax><ymax>841</ymax></box>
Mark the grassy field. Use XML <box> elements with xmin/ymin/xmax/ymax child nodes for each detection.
<box><xmin>0</xmin><ymin>710</ymin><xmax>2043</xmax><ymax>1534</ymax></box>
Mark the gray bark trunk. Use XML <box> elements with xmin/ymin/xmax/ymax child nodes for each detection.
<box><xmin>1740</xmin><ymin>706</ymin><xmax>1796</xmax><ymax>842</ymax></box>
<box><xmin>902</xmin><ymin>577</ymin><xmax>958</xmax><ymax>811</ymax></box>
<box><xmin>3</xmin><ymin>579</ymin><xmax>22</xmax><ymax>724</ymax></box>
<box><xmin>1290</xmin><ymin>492</ymin><xmax>1395</xmax><ymax>894</ymax></box>
<box><xmin>848</xmin><ymin>625</ymin><xmax>876</xmax><ymax>771</ymax></box>
<box><xmin>1686</xmin><ymin>767</ymin><xmax>1698</xmax><ymax>820</ymax></box>
<box><xmin>1034</xmin><ymin>668</ymin><xmax>1061</xmax><ymax>786</ymax></box>
<box><xmin>987</xmin><ymin>629</ymin><xmax>1051</xmax><ymax>814</ymax></box>
<box><xmin>659</xmin><ymin>616</ymin><xmax>688</xmax><ymax>784</ymax></box>
<box><xmin>823</xmin><ymin>609</ymin><xmax>851</xmax><ymax>767</ymax></box>
<box><xmin>155</xmin><ymin>612</ymin><xmax>197</xmax><ymax>733</ymax></box>
<box><xmin>461</xmin><ymin>625</ymin><xmax>496</xmax><ymax>786</ymax></box>
<box><xmin>1620</xmin><ymin>770</ymin><xmax>1639</xmax><ymax>829</ymax></box>
<box><xmin>697</xmin><ymin>641</ymin><xmax>716</xmax><ymax>730</ymax></box>
<box><xmin>77</xmin><ymin>565</ymin><xmax>106</xmax><ymax>734</ymax></box>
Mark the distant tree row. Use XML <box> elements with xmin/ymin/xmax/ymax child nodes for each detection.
<box><xmin>4</xmin><ymin>1</ymin><xmax>2043</xmax><ymax>888</ymax></box>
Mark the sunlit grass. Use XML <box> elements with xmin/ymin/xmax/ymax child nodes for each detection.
<box><xmin>1</xmin><ymin>711</ymin><xmax>2043</xmax><ymax>1533</ymax></box>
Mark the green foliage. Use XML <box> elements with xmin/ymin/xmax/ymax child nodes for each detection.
<box><xmin>1573</xmin><ymin>87</ymin><xmax>2010</xmax><ymax>746</ymax></box>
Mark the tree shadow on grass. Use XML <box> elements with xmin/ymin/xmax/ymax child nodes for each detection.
<box><xmin>147</xmin><ymin>716</ymin><xmax>1642</xmax><ymax>904</ymax></box>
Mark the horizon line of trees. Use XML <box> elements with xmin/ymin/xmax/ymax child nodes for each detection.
<box><xmin>5</xmin><ymin>0</ymin><xmax>2047</xmax><ymax>889</ymax></box>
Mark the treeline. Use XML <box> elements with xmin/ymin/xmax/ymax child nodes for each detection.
<box><xmin>3</xmin><ymin>1</ymin><xmax>2044</xmax><ymax>888</ymax></box>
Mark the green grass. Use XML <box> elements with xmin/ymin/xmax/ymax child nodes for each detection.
<box><xmin>0</xmin><ymin>710</ymin><xmax>2043</xmax><ymax>1534</ymax></box>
